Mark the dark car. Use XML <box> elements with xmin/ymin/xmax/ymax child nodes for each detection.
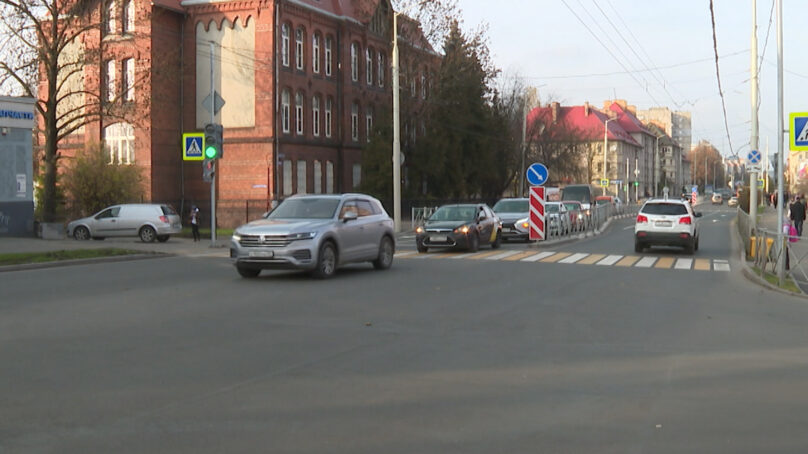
<box><xmin>415</xmin><ymin>203</ymin><xmax>502</xmax><ymax>253</ymax></box>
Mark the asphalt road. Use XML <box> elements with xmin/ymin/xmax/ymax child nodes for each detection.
<box><xmin>3</xmin><ymin>203</ymin><xmax>808</xmax><ymax>453</ymax></box>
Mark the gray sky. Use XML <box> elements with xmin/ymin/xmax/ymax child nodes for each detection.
<box><xmin>459</xmin><ymin>0</ymin><xmax>807</xmax><ymax>159</ymax></box>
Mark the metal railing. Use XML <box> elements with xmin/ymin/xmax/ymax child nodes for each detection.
<box><xmin>745</xmin><ymin>223</ymin><xmax>808</xmax><ymax>293</ymax></box>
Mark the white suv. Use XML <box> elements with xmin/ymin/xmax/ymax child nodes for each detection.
<box><xmin>634</xmin><ymin>198</ymin><xmax>702</xmax><ymax>254</ymax></box>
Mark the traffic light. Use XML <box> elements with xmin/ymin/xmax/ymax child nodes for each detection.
<box><xmin>202</xmin><ymin>158</ymin><xmax>215</xmax><ymax>182</ymax></box>
<box><xmin>204</xmin><ymin>123</ymin><xmax>223</xmax><ymax>159</ymax></box>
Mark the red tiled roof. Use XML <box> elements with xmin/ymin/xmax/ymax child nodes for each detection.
<box><xmin>527</xmin><ymin>105</ymin><xmax>641</xmax><ymax>147</ymax></box>
<box><xmin>607</xmin><ymin>102</ymin><xmax>649</xmax><ymax>135</ymax></box>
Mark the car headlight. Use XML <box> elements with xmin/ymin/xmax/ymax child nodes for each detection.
<box><xmin>454</xmin><ymin>225</ymin><xmax>471</xmax><ymax>234</ymax></box>
<box><xmin>288</xmin><ymin>232</ymin><xmax>316</xmax><ymax>241</ymax></box>
<box><xmin>416</xmin><ymin>226</ymin><xmax>424</xmax><ymax>234</ymax></box>
<box><xmin>232</xmin><ymin>232</ymin><xmax>242</xmax><ymax>241</ymax></box>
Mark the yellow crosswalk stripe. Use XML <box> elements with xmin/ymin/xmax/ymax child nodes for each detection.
<box><xmin>577</xmin><ymin>253</ymin><xmax>606</xmax><ymax>265</ymax></box>
<box><xmin>467</xmin><ymin>250</ymin><xmax>504</xmax><ymax>260</ymax></box>
<box><xmin>616</xmin><ymin>255</ymin><xmax>641</xmax><ymax>267</ymax></box>
<box><xmin>502</xmin><ymin>251</ymin><xmax>540</xmax><ymax>261</ymax></box>
<box><xmin>541</xmin><ymin>252</ymin><xmax>572</xmax><ymax>263</ymax></box>
<box><xmin>694</xmin><ymin>259</ymin><xmax>711</xmax><ymax>270</ymax></box>
<box><xmin>655</xmin><ymin>257</ymin><xmax>675</xmax><ymax>269</ymax></box>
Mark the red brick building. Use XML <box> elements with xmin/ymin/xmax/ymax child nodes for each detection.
<box><xmin>46</xmin><ymin>0</ymin><xmax>438</xmax><ymax>226</ymax></box>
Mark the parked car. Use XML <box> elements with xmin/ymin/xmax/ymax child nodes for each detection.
<box><xmin>728</xmin><ymin>196</ymin><xmax>739</xmax><ymax>207</ymax></box>
<box><xmin>416</xmin><ymin>203</ymin><xmax>501</xmax><ymax>252</ymax></box>
<box><xmin>546</xmin><ymin>201</ymin><xmax>571</xmax><ymax>235</ymax></box>
<box><xmin>561</xmin><ymin>200</ymin><xmax>585</xmax><ymax>231</ymax></box>
<box><xmin>492</xmin><ymin>197</ymin><xmax>529</xmax><ymax>241</ymax></box>
<box><xmin>711</xmin><ymin>193</ymin><xmax>723</xmax><ymax>205</ymax></box>
<box><xmin>634</xmin><ymin>198</ymin><xmax>702</xmax><ymax>254</ymax></box>
<box><xmin>67</xmin><ymin>203</ymin><xmax>182</xmax><ymax>242</ymax></box>
<box><xmin>229</xmin><ymin>194</ymin><xmax>395</xmax><ymax>279</ymax></box>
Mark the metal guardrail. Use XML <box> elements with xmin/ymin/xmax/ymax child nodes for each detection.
<box><xmin>749</xmin><ymin>227</ymin><xmax>808</xmax><ymax>292</ymax></box>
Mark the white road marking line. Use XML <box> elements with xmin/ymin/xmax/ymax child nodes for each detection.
<box><xmin>486</xmin><ymin>251</ymin><xmax>522</xmax><ymax>260</ymax></box>
<box><xmin>596</xmin><ymin>255</ymin><xmax>623</xmax><ymax>266</ymax></box>
<box><xmin>449</xmin><ymin>252</ymin><xmax>478</xmax><ymax>260</ymax></box>
<box><xmin>635</xmin><ymin>256</ymin><xmax>658</xmax><ymax>268</ymax></box>
<box><xmin>411</xmin><ymin>252</ymin><xmax>440</xmax><ymax>259</ymax></box>
<box><xmin>675</xmin><ymin>258</ymin><xmax>693</xmax><ymax>270</ymax></box>
<box><xmin>521</xmin><ymin>251</ymin><xmax>556</xmax><ymax>262</ymax></box>
<box><xmin>623</xmin><ymin>225</ymin><xmax>635</xmax><ymax>230</ymax></box>
<box><xmin>395</xmin><ymin>251</ymin><xmax>419</xmax><ymax>258</ymax></box>
<box><xmin>713</xmin><ymin>260</ymin><xmax>731</xmax><ymax>272</ymax></box>
<box><xmin>559</xmin><ymin>253</ymin><xmax>589</xmax><ymax>264</ymax></box>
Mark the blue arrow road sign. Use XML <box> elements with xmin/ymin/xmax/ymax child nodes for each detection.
<box><xmin>747</xmin><ymin>149</ymin><xmax>761</xmax><ymax>164</ymax></box>
<box><xmin>526</xmin><ymin>163</ymin><xmax>549</xmax><ymax>186</ymax></box>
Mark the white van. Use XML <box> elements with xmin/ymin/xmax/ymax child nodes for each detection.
<box><xmin>67</xmin><ymin>204</ymin><xmax>182</xmax><ymax>242</ymax></box>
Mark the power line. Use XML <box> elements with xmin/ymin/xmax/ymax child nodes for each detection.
<box><xmin>709</xmin><ymin>0</ymin><xmax>736</xmax><ymax>159</ymax></box>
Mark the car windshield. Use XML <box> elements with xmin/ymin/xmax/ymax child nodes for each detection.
<box><xmin>429</xmin><ymin>206</ymin><xmax>477</xmax><ymax>222</ymax></box>
<box><xmin>642</xmin><ymin>203</ymin><xmax>688</xmax><ymax>215</ymax></box>
<box><xmin>596</xmin><ymin>199</ymin><xmax>610</xmax><ymax>205</ymax></box>
<box><xmin>546</xmin><ymin>204</ymin><xmax>559</xmax><ymax>213</ymax></box>
<box><xmin>266</xmin><ymin>198</ymin><xmax>340</xmax><ymax>219</ymax></box>
<box><xmin>493</xmin><ymin>200</ymin><xmax>528</xmax><ymax>213</ymax></box>
<box><xmin>563</xmin><ymin>203</ymin><xmax>579</xmax><ymax>210</ymax></box>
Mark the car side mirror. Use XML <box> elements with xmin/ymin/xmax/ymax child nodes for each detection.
<box><xmin>477</xmin><ymin>213</ymin><xmax>486</xmax><ymax>222</ymax></box>
<box><xmin>342</xmin><ymin>211</ymin><xmax>358</xmax><ymax>222</ymax></box>
<box><xmin>694</xmin><ymin>212</ymin><xmax>703</xmax><ymax>218</ymax></box>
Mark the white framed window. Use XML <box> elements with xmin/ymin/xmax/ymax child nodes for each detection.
<box><xmin>281</xmin><ymin>24</ymin><xmax>290</xmax><ymax>67</ymax></box>
<box><xmin>295</xmin><ymin>92</ymin><xmax>304</xmax><ymax>135</ymax></box>
<box><xmin>312</xmin><ymin>95</ymin><xmax>320</xmax><ymax>137</ymax></box>
<box><xmin>297</xmin><ymin>160</ymin><xmax>307</xmax><ymax>194</ymax></box>
<box><xmin>106</xmin><ymin>0</ymin><xmax>116</xmax><ymax>34</ymax></box>
<box><xmin>325</xmin><ymin>97</ymin><xmax>332</xmax><ymax>138</ymax></box>
<box><xmin>350</xmin><ymin>43</ymin><xmax>358</xmax><ymax>82</ymax></box>
<box><xmin>104</xmin><ymin>122</ymin><xmax>134</xmax><ymax>165</ymax></box>
<box><xmin>326</xmin><ymin>161</ymin><xmax>334</xmax><ymax>194</ymax></box>
<box><xmin>366</xmin><ymin>48</ymin><xmax>373</xmax><ymax>85</ymax></box>
<box><xmin>122</xmin><ymin>58</ymin><xmax>134</xmax><ymax>102</ymax></box>
<box><xmin>325</xmin><ymin>37</ymin><xmax>332</xmax><ymax>76</ymax></box>
<box><xmin>312</xmin><ymin>33</ymin><xmax>320</xmax><ymax>73</ymax></box>
<box><xmin>313</xmin><ymin>160</ymin><xmax>322</xmax><ymax>194</ymax></box>
<box><xmin>283</xmin><ymin>159</ymin><xmax>293</xmax><ymax>195</ymax></box>
<box><xmin>281</xmin><ymin>90</ymin><xmax>290</xmax><ymax>133</ymax></box>
<box><xmin>122</xmin><ymin>0</ymin><xmax>134</xmax><ymax>33</ymax></box>
<box><xmin>105</xmin><ymin>60</ymin><xmax>116</xmax><ymax>102</ymax></box>
<box><xmin>295</xmin><ymin>28</ymin><xmax>304</xmax><ymax>70</ymax></box>
<box><xmin>351</xmin><ymin>102</ymin><xmax>359</xmax><ymax>142</ymax></box>
<box><xmin>365</xmin><ymin>107</ymin><xmax>373</xmax><ymax>143</ymax></box>
<box><xmin>352</xmin><ymin>163</ymin><xmax>361</xmax><ymax>189</ymax></box>
<box><xmin>377</xmin><ymin>52</ymin><xmax>385</xmax><ymax>87</ymax></box>
<box><xmin>421</xmin><ymin>72</ymin><xmax>426</xmax><ymax>99</ymax></box>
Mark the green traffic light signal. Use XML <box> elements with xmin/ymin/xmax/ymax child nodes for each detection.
<box><xmin>203</xmin><ymin>123</ymin><xmax>223</xmax><ymax>159</ymax></box>
<box><xmin>205</xmin><ymin>145</ymin><xmax>218</xmax><ymax>159</ymax></box>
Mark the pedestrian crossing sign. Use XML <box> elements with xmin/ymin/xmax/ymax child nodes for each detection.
<box><xmin>790</xmin><ymin>112</ymin><xmax>808</xmax><ymax>151</ymax></box>
<box><xmin>182</xmin><ymin>132</ymin><xmax>205</xmax><ymax>161</ymax></box>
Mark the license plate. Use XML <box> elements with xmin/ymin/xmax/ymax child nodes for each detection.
<box><xmin>503</xmin><ymin>228</ymin><xmax>512</xmax><ymax>233</ymax></box>
<box><xmin>429</xmin><ymin>235</ymin><xmax>448</xmax><ymax>242</ymax></box>
<box><xmin>655</xmin><ymin>221</ymin><xmax>672</xmax><ymax>227</ymax></box>
<box><xmin>249</xmin><ymin>250</ymin><xmax>274</xmax><ymax>258</ymax></box>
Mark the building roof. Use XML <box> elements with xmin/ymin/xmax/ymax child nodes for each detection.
<box><xmin>607</xmin><ymin>102</ymin><xmax>650</xmax><ymax>135</ymax></box>
<box><xmin>152</xmin><ymin>0</ymin><xmax>183</xmax><ymax>13</ymax></box>
<box><xmin>527</xmin><ymin>104</ymin><xmax>641</xmax><ymax>147</ymax></box>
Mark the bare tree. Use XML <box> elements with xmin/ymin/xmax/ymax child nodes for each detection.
<box><xmin>392</xmin><ymin>0</ymin><xmax>461</xmax><ymax>50</ymax></box>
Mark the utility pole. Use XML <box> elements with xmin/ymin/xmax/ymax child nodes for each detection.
<box><xmin>209</xmin><ymin>41</ymin><xmax>217</xmax><ymax>246</ymax></box>
<box><xmin>520</xmin><ymin>99</ymin><xmax>527</xmax><ymax>197</ymax></box>
<box><xmin>776</xmin><ymin>0</ymin><xmax>785</xmax><ymax>284</ymax></box>
<box><xmin>392</xmin><ymin>12</ymin><xmax>402</xmax><ymax>233</ymax></box>
<box><xmin>750</xmin><ymin>0</ymin><xmax>759</xmax><ymax>229</ymax></box>
<box><xmin>603</xmin><ymin>118</ymin><xmax>615</xmax><ymax>196</ymax></box>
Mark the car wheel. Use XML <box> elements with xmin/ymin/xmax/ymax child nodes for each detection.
<box><xmin>684</xmin><ymin>239</ymin><xmax>695</xmax><ymax>255</ymax></box>
<box><xmin>139</xmin><ymin>226</ymin><xmax>157</xmax><ymax>243</ymax></box>
<box><xmin>491</xmin><ymin>230</ymin><xmax>502</xmax><ymax>249</ymax></box>
<box><xmin>73</xmin><ymin>226</ymin><xmax>90</xmax><ymax>240</ymax></box>
<box><xmin>468</xmin><ymin>232</ymin><xmax>479</xmax><ymax>252</ymax></box>
<box><xmin>634</xmin><ymin>239</ymin><xmax>643</xmax><ymax>253</ymax></box>
<box><xmin>156</xmin><ymin>235</ymin><xmax>169</xmax><ymax>243</ymax></box>
<box><xmin>373</xmin><ymin>236</ymin><xmax>394</xmax><ymax>270</ymax></box>
<box><xmin>312</xmin><ymin>241</ymin><xmax>337</xmax><ymax>279</ymax></box>
<box><xmin>695</xmin><ymin>235</ymin><xmax>699</xmax><ymax>251</ymax></box>
<box><xmin>236</xmin><ymin>265</ymin><xmax>261</xmax><ymax>278</ymax></box>
<box><xmin>416</xmin><ymin>239</ymin><xmax>428</xmax><ymax>253</ymax></box>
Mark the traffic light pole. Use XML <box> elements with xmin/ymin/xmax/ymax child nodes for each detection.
<box><xmin>209</xmin><ymin>41</ymin><xmax>217</xmax><ymax>247</ymax></box>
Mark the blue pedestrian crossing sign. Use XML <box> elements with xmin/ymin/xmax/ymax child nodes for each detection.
<box><xmin>747</xmin><ymin>149</ymin><xmax>761</xmax><ymax>164</ymax></box>
<box><xmin>791</xmin><ymin>113</ymin><xmax>808</xmax><ymax>151</ymax></box>
<box><xmin>182</xmin><ymin>132</ymin><xmax>205</xmax><ymax>161</ymax></box>
<box><xmin>526</xmin><ymin>163</ymin><xmax>549</xmax><ymax>186</ymax></box>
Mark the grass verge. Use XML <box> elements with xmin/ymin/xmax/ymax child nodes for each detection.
<box><xmin>0</xmin><ymin>248</ymin><xmax>142</xmax><ymax>266</ymax></box>
<box><xmin>752</xmin><ymin>266</ymin><xmax>802</xmax><ymax>293</ymax></box>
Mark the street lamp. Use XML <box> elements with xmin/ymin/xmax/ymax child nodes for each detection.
<box><xmin>603</xmin><ymin>117</ymin><xmax>616</xmax><ymax>195</ymax></box>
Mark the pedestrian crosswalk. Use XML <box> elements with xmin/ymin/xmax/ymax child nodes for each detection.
<box><xmin>394</xmin><ymin>250</ymin><xmax>732</xmax><ymax>272</ymax></box>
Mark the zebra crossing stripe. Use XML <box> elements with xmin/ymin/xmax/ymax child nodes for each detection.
<box><xmin>616</xmin><ymin>256</ymin><xmax>641</xmax><ymax>267</ymax></box>
<box><xmin>694</xmin><ymin>259</ymin><xmax>711</xmax><ymax>271</ymax></box>
<box><xmin>655</xmin><ymin>257</ymin><xmax>675</xmax><ymax>269</ymax></box>
<box><xmin>541</xmin><ymin>252</ymin><xmax>572</xmax><ymax>263</ymax></box>
<box><xmin>635</xmin><ymin>257</ymin><xmax>658</xmax><ymax>268</ymax></box>
<box><xmin>449</xmin><ymin>252</ymin><xmax>478</xmax><ymax>259</ymax></box>
<box><xmin>577</xmin><ymin>253</ymin><xmax>606</xmax><ymax>265</ymax></box>
<box><xmin>486</xmin><ymin>251</ymin><xmax>522</xmax><ymax>260</ymax></box>
<box><xmin>714</xmin><ymin>260</ymin><xmax>730</xmax><ymax>272</ymax></box>
<box><xmin>411</xmin><ymin>252</ymin><xmax>441</xmax><ymax>259</ymax></box>
<box><xmin>468</xmin><ymin>251</ymin><xmax>503</xmax><ymax>260</ymax></box>
<box><xmin>521</xmin><ymin>251</ymin><xmax>556</xmax><ymax>262</ymax></box>
<box><xmin>502</xmin><ymin>251</ymin><xmax>540</xmax><ymax>261</ymax></box>
<box><xmin>674</xmin><ymin>258</ymin><xmax>693</xmax><ymax>270</ymax></box>
<box><xmin>395</xmin><ymin>251</ymin><xmax>419</xmax><ymax>258</ymax></box>
<box><xmin>597</xmin><ymin>255</ymin><xmax>623</xmax><ymax>266</ymax></box>
<box><xmin>559</xmin><ymin>253</ymin><xmax>589</xmax><ymax>264</ymax></box>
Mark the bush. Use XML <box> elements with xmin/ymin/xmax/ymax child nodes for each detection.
<box><xmin>61</xmin><ymin>143</ymin><xmax>144</xmax><ymax>218</ymax></box>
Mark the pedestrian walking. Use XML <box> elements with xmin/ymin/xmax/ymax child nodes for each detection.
<box><xmin>790</xmin><ymin>195</ymin><xmax>806</xmax><ymax>236</ymax></box>
<box><xmin>190</xmin><ymin>206</ymin><xmax>200</xmax><ymax>242</ymax></box>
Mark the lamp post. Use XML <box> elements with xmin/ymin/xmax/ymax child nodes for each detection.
<box><xmin>392</xmin><ymin>11</ymin><xmax>403</xmax><ymax>233</ymax></box>
<box><xmin>603</xmin><ymin>117</ymin><xmax>615</xmax><ymax>195</ymax></box>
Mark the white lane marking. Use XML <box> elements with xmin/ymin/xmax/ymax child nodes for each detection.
<box><xmin>623</xmin><ymin>225</ymin><xmax>635</xmax><ymax>230</ymax></box>
<box><xmin>559</xmin><ymin>253</ymin><xmax>589</xmax><ymax>264</ymax></box>
<box><xmin>411</xmin><ymin>252</ymin><xmax>440</xmax><ymax>259</ymax></box>
<box><xmin>486</xmin><ymin>251</ymin><xmax>522</xmax><ymax>260</ymax></box>
<box><xmin>675</xmin><ymin>258</ymin><xmax>693</xmax><ymax>270</ymax></box>
<box><xmin>395</xmin><ymin>251</ymin><xmax>419</xmax><ymax>258</ymax></box>
<box><xmin>714</xmin><ymin>260</ymin><xmax>731</xmax><ymax>272</ymax></box>
<box><xmin>597</xmin><ymin>255</ymin><xmax>623</xmax><ymax>266</ymax></box>
<box><xmin>635</xmin><ymin>256</ymin><xmax>658</xmax><ymax>268</ymax></box>
<box><xmin>521</xmin><ymin>251</ymin><xmax>556</xmax><ymax>262</ymax></box>
<box><xmin>449</xmin><ymin>252</ymin><xmax>478</xmax><ymax>260</ymax></box>
<box><xmin>712</xmin><ymin>219</ymin><xmax>718</xmax><ymax>223</ymax></box>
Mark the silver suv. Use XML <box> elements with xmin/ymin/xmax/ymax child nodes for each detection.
<box><xmin>634</xmin><ymin>198</ymin><xmax>702</xmax><ymax>254</ymax></box>
<box><xmin>230</xmin><ymin>194</ymin><xmax>395</xmax><ymax>278</ymax></box>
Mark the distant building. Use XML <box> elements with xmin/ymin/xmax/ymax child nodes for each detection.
<box><xmin>645</xmin><ymin>122</ymin><xmax>684</xmax><ymax>193</ymax></box>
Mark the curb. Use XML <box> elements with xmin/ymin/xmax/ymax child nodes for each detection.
<box><xmin>0</xmin><ymin>252</ymin><xmax>171</xmax><ymax>273</ymax></box>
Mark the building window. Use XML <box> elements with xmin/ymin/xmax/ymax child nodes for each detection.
<box><xmin>352</xmin><ymin>163</ymin><xmax>361</xmax><ymax>189</ymax></box>
<box><xmin>366</xmin><ymin>48</ymin><xmax>373</xmax><ymax>85</ymax></box>
<box><xmin>325</xmin><ymin>97</ymin><xmax>332</xmax><ymax>138</ymax></box>
<box><xmin>326</xmin><ymin>161</ymin><xmax>334</xmax><ymax>193</ymax></box>
<box><xmin>377</xmin><ymin>52</ymin><xmax>385</xmax><ymax>87</ymax></box>
<box><xmin>421</xmin><ymin>72</ymin><xmax>426</xmax><ymax>99</ymax></box>
<box><xmin>312</xmin><ymin>95</ymin><xmax>320</xmax><ymax>137</ymax></box>
<box><xmin>295</xmin><ymin>27</ymin><xmax>304</xmax><ymax>70</ymax></box>
<box><xmin>122</xmin><ymin>0</ymin><xmax>134</xmax><ymax>33</ymax></box>
<box><xmin>106</xmin><ymin>0</ymin><xmax>116</xmax><ymax>34</ymax></box>
<box><xmin>312</xmin><ymin>33</ymin><xmax>320</xmax><ymax>73</ymax></box>
<box><xmin>105</xmin><ymin>60</ymin><xmax>116</xmax><ymax>102</ymax></box>
<box><xmin>325</xmin><ymin>36</ymin><xmax>332</xmax><ymax>76</ymax></box>
<box><xmin>283</xmin><ymin>159</ymin><xmax>293</xmax><ymax>195</ymax></box>
<box><xmin>365</xmin><ymin>107</ymin><xmax>373</xmax><ymax>143</ymax></box>
<box><xmin>281</xmin><ymin>24</ymin><xmax>290</xmax><ymax>67</ymax></box>
<box><xmin>104</xmin><ymin>122</ymin><xmax>134</xmax><ymax>165</ymax></box>
<box><xmin>297</xmin><ymin>160</ymin><xmax>307</xmax><ymax>194</ymax></box>
<box><xmin>410</xmin><ymin>75</ymin><xmax>416</xmax><ymax>97</ymax></box>
<box><xmin>122</xmin><ymin>58</ymin><xmax>134</xmax><ymax>102</ymax></box>
<box><xmin>313</xmin><ymin>160</ymin><xmax>322</xmax><ymax>194</ymax></box>
<box><xmin>350</xmin><ymin>43</ymin><xmax>358</xmax><ymax>82</ymax></box>
<box><xmin>281</xmin><ymin>89</ymin><xmax>290</xmax><ymax>133</ymax></box>
<box><xmin>295</xmin><ymin>92</ymin><xmax>304</xmax><ymax>135</ymax></box>
<box><xmin>351</xmin><ymin>102</ymin><xmax>359</xmax><ymax>142</ymax></box>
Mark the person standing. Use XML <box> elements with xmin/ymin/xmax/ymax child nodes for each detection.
<box><xmin>790</xmin><ymin>196</ymin><xmax>806</xmax><ymax>236</ymax></box>
<box><xmin>190</xmin><ymin>206</ymin><xmax>200</xmax><ymax>242</ymax></box>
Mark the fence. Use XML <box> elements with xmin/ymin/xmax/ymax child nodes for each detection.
<box><xmin>740</xmin><ymin>209</ymin><xmax>808</xmax><ymax>292</ymax></box>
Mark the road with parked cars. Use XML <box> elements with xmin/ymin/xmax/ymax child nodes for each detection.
<box><xmin>5</xmin><ymin>201</ymin><xmax>808</xmax><ymax>453</ymax></box>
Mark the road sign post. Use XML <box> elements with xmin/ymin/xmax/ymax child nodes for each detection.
<box><xmin>529</xmin><ymin>186</ymin><xmax>545</xmax><ymax>241</ymax></box>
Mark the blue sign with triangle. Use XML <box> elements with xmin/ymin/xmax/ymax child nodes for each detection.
<box><xmin>182</xmin><ymin>132</ymin><xmax>205</xmax><ymax>161</ymax></box>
